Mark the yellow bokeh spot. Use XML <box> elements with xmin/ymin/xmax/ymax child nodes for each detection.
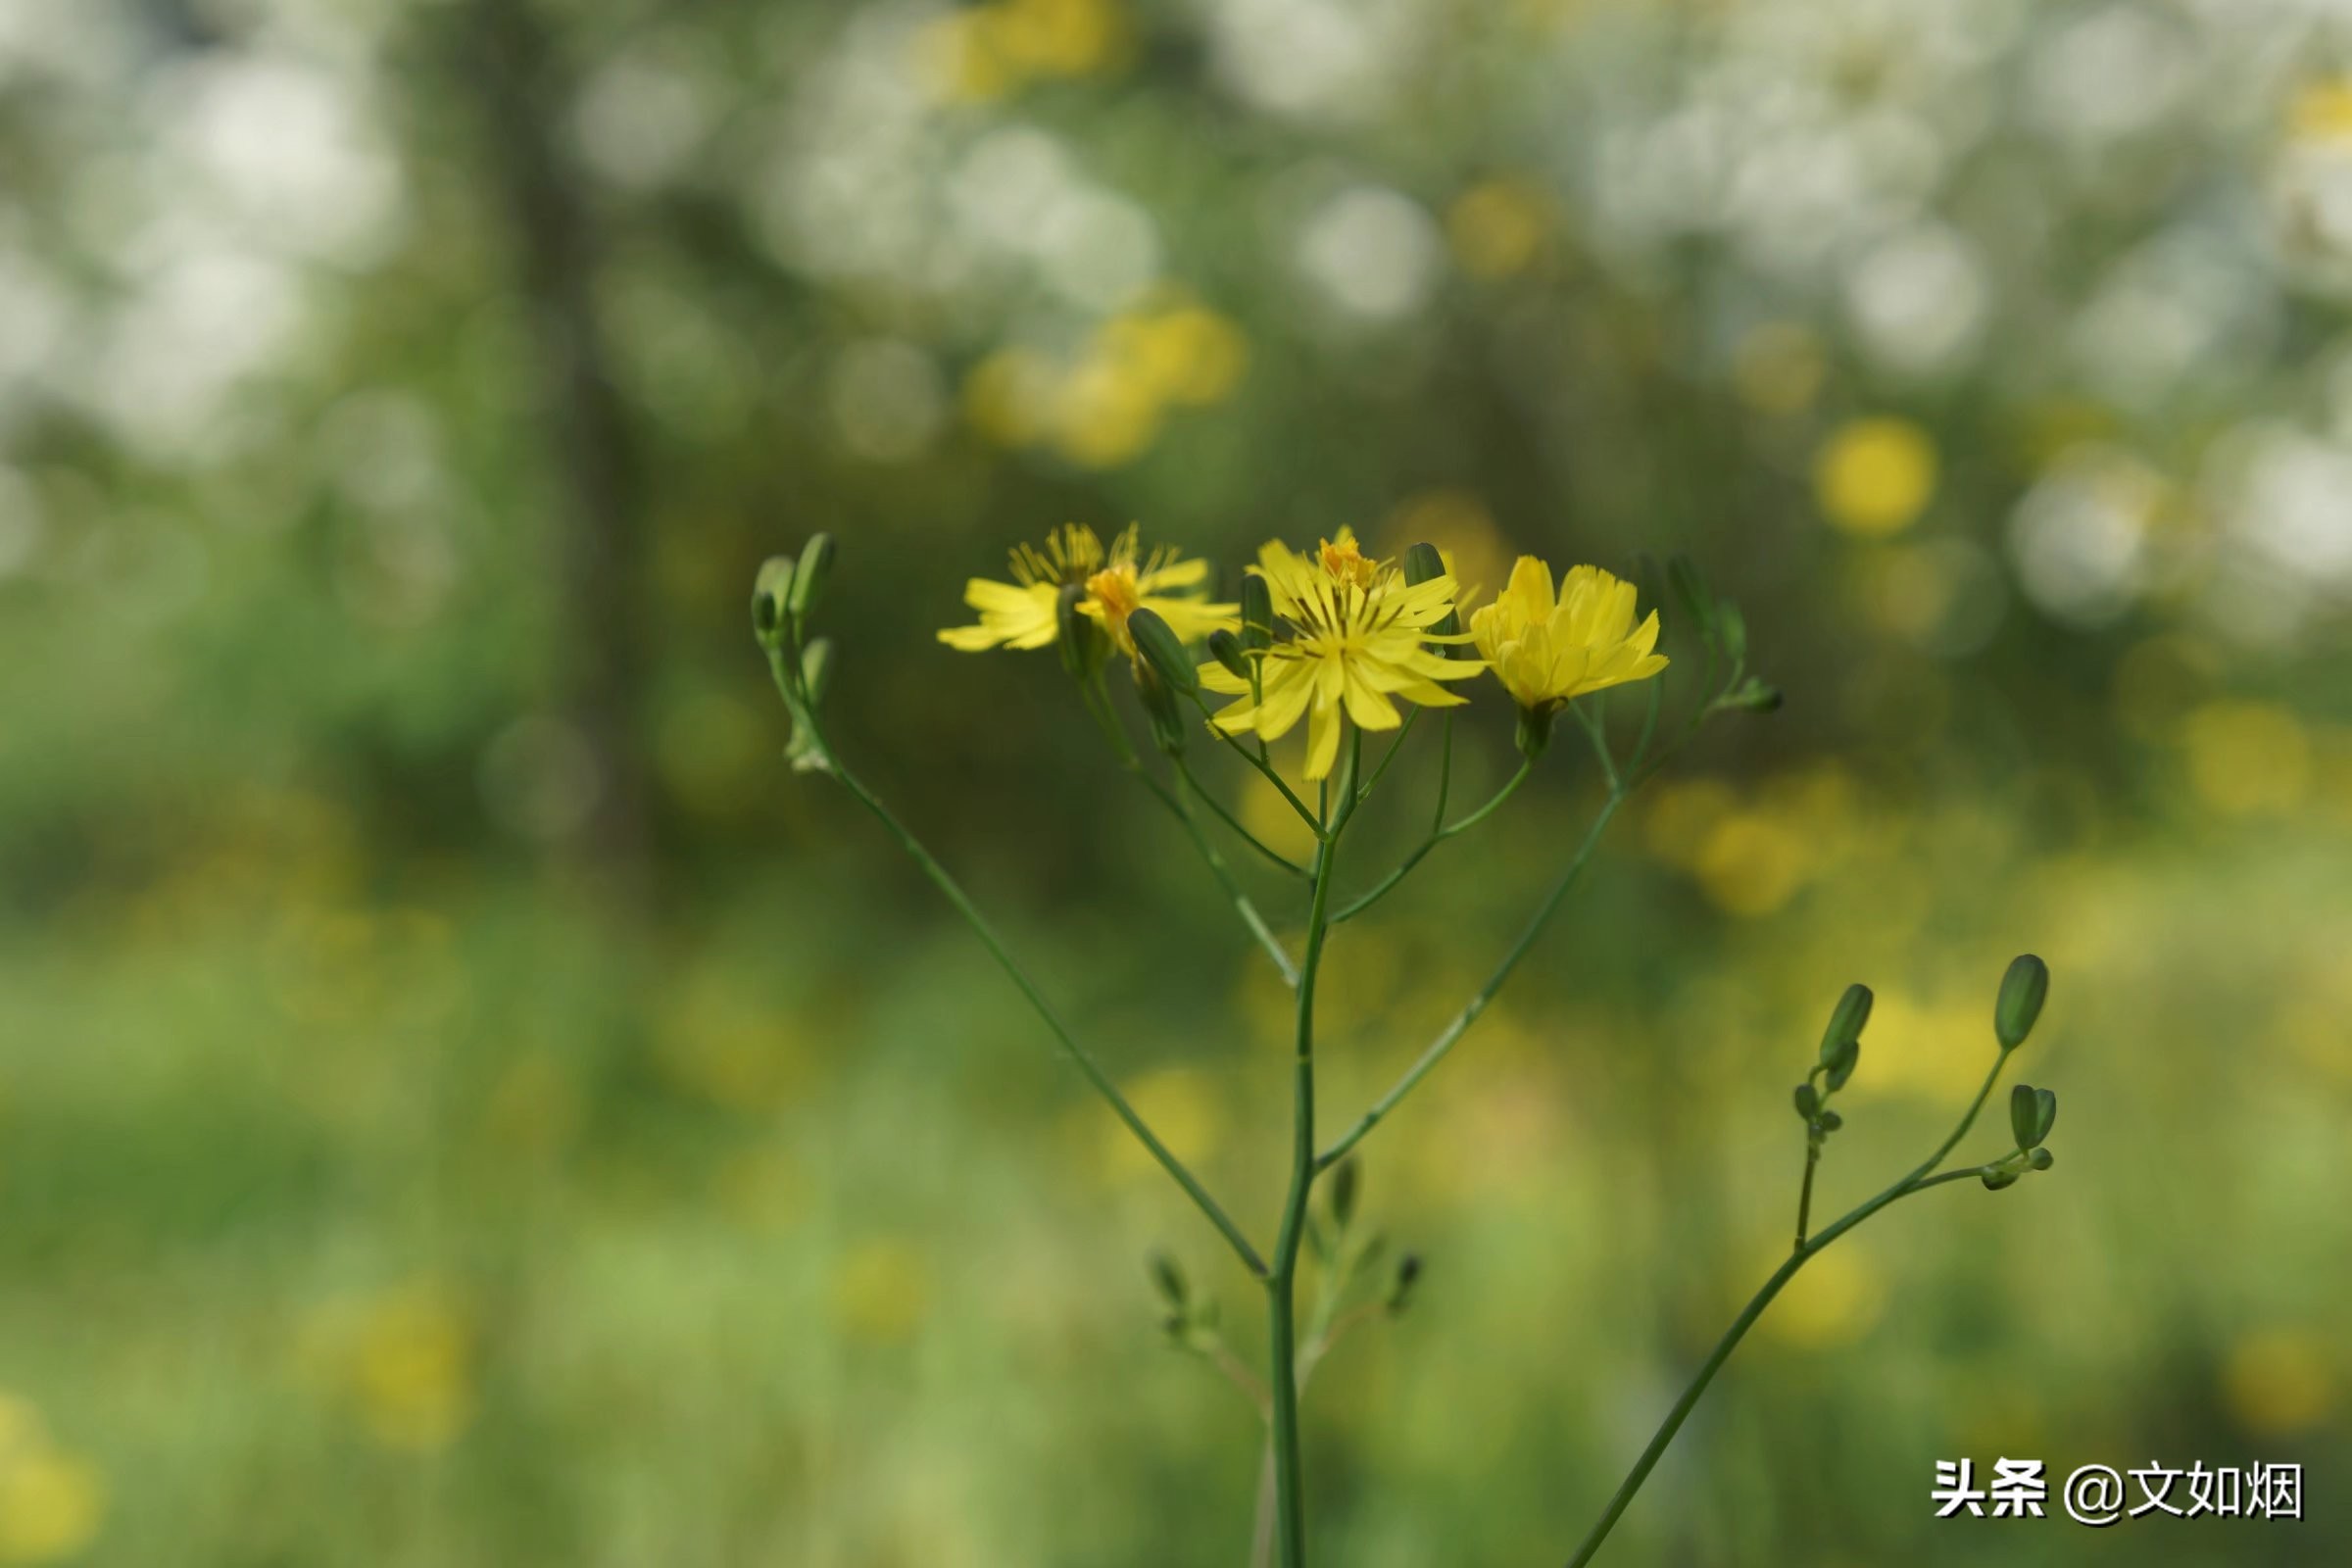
<box><xmin>1378</xmin><ymin>490</ymin><xmax>1511</xmax><ymax>604</ymax></box>
<box><xmin>0</xmin><ymin>1452</ymin><xmax>104</xmax><ymax>1565</ymax></box>
<box><xmin>2179</xmin><ymin>701</ymin><xmax>2312</xmax><ymax>817</ymax></box>
<box><xmin>831</xmin><ymin>1239</ymin><xmax>933</xmax><ymax>1347</ymax></box>
<box><xmin>1815</xmin><ymin>417</ymin><xmax>1937</xmax><ymax>537</ymax></box>
<box><xmin>912</xmin><ymin>0</ymin><xmax>1127</xmax><ymax>104</ymax></box>
<box><xmin>1094</xmin><ymin>306</ymin><xmax>1250</xmax><ymax>409</ymax></box>
<box><xmin>1731</xmin><ymin>321</ymin><xmax>1826</xmax><ymax>416</ymax></box>
<box><xmin>1693</xmin><ymin>810</ymin><xmax>1810</xmax><ymax>917</ymax></box>
<box><xmin>2290</xmin><ymin>78</ymin><xmax>2352</xmax><ymax>145</ymax></box>
<box><xmin>1755</xmin><ymin>1243</ymin><xmax>1885</xmax><ymax>1348</ymax></box>
<box><xmin>1054</xmin><ymin>356</ymin><xmax>1165</xmax><ymax>469</ymax></box>
<box><xmin>347</xmin><ymin>1286</ymin><xmax>476</xmax><ymax>1452</ymax></box>
<box><xmin>2223</xmin><ymin>1330</ymin><xmax>2336</xmax><ymax>1434</ymax></box>
<box><xmin>963</xmin><ymin>347</ymin><xmax>1060</xmax><ymax>448</ymax></box>
<box><xmin>1098</xmin><ymin>1066</ymin><xmax>1222</xmax><ymax>1181</ymax></box>
<box><xmin>1447</xmin><ymin>179</ymin><xmax>1549</xmax><ymax>280</ymax></box>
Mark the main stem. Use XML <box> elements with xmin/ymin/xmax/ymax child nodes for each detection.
<box><xmin>1267</xmin><ymin>743</ymin><xmax>1352</xmax><ymax>1568</ymax></box>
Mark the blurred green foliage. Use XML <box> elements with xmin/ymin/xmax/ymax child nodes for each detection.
<box><xmin>1</xmin><ymin>0</ymin><xmax>2348</xmax><ymax>1562</ymax></box>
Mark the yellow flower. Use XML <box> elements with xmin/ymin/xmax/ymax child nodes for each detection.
<box><xmin>939</xmin><ymin>523</ymin><xmax>1236</xmax><ymax>658</ymax></box>
<box><xmin>1199</xmin><ymin>529</ymin><xmax>1479</xmax><ymax>779</ymax></box>
<box><xmin>1469</xmin><ymin>557</ymin><xmax>1668</xmax><ymax>715</ymax></box>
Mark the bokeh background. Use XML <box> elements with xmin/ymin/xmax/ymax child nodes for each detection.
<box><xmin>3</xmin><ymin>0</ymin><xmax>2350</xmax><ymax>1562</ymax></box>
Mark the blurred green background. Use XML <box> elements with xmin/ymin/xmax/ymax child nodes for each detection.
<box><xmin>2</xmin><ymin>0</ymin><xmax>2349</xmax><ymax>1562</ymax></box>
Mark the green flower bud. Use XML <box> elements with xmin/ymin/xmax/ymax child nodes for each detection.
<box><xmin>1981</xmin><ymin>1166</ymin><xmax>2022</xmax><ymax>1192</ymax></box>
<box><xmin>753</xmin><ymin>555</ymin><xmax>796</xmax><ymax>642</ymax></box>
<box><xmin>1716</xmin><ymin>600</ymin><xmax>1747</xmax><ymax>663</ymax></box>
<box><xmin>1723</xmin><ymin>677</ymin><xmax>1783</xmax><ymax>712</ymax></box>
<box><xmin>789</xmin><ymin>532</ymin><xmax>834</xmax><ymax>622</ymax></box>
<box><xmin>801</xmin><ymin>637</ymin><xmax>835</xmax><ymax>708</ymax></box>
<box><xmin>1387</xmin><ymin>1252</ymin><xmax>1423</xmax><ymax>1315</ymax></box>
<box><xmin>2029</xmin><ymin>1147</ymin><xmax>2055</xmax><ymax>1171</ymax></box>
<box><xmin>1149</xmin><ymin>1250</ymin><xmax>1189</xmax><ymax>1311</ymax></box>
<box><xmin>1135</xmin><ymin>661</ymin><xmax>1188</xmax><ymax>755</ymax></box>
<box><xmin>1404</xmin><ymin>541</ymin><xmax>1462</xmax><ymax>645</ymax></box>
<box><xmin>1817</xmin><ymin>983</ymin><xmax>1872</xmax><ymax>1091</ymax></box>
<box><xmin>1241</xmin><ymin>575</ymin><xmax>1275</xmax><ymax>652</ymax></box>
<box><xmin>1819</xmin><ymin>1108</ymin><xmax>1843</xmax><ymax>1133</ymax></box>
<box><xmin>1207</xmin><ymin>628</ymin><xmax>1250</xmax><ymax>682</ymax></box>
<box><xmin>1994</xmin><ymin>954</ymin><xmax>2049</xmax><ymax>1051</ymax></box>
<box><xmin>2009</xmin><ymin>1083</ymin><xmax>2057</xmax><ymax>1151</ymax></box>
<box><xmin>1792</xmin><ymin>1082</ymin><xmax>1819</xmax><ymax>1120</ymax></box>
<box><xmin>1127</xmin><ymin>607</ymin><xmax>1200</xmax><ymax>698</ymax></box>
<box><xmin>1055</xmin><ymin>583</ymin><xmax>1108</xmax><ymax>680</ymax></box>
<box><xmin>1329</xmin><ymin>1156</ymin><xmax>1360</xmax><ymax>1229</ymax></box>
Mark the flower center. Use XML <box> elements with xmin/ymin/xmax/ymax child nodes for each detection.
<box><xmin>1087</xmin><ymin>563</ymin><xmax>1143</xmax><ymax>629</ymax></box>
<box><xmin>1318</xmin><ymin>537</ymin><xmax>1378</xmax><ymax>590</ymax></box>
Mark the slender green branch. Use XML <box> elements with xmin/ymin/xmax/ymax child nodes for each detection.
<box><xmin>1080</xmin><ymin>675</ymin><xmax>1300</xmax><ymax>985</ymax></box>
<box><xmin>1318</xmin><ymin>787</ymin><xmax>1625</xmax><ymax>1169</ymax></box>
<box><xmin>1330</xmin><ymin>758</ymin><xmax>1535</xmax><ymax>925</ymax></box>
<box><xmin>1793</xmin><ymin>1138</ymin><xmax>1821</xmax><ymax>1252</ymax></box>
<box><xmin>1174</xmin><ymin>754</ymin><xmax>1309</xmax><ymax>878</ymax></box>
<box><xmin>780</xmin><ymin>679</ymin><xmax>1268</xmax><ymax>1277</ymax></box>
<box><xmin>1564</xmin><ymin>1051</ymin><xmax>2028</xmax><ymax>1568</ymax></box>
<box><xmin>1356</xmin><ymin>710</ymin><xmax>1422</xmax><ymax>804</ymax></box>
<box><xmin>1189</xmin><ymin>689</ymin><xmax>1322</xmax><ymax>833</ymax></box>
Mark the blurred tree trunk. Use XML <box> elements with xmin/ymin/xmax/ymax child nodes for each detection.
<box><xmin>462</xmin><ymin>0</ymin><xmax>655</xmax><ymax>913</ymax></box>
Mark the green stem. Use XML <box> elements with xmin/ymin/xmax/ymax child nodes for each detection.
<box><xmin>1266</xmin><ymin>732</ymin><xmax>1360</xmax><ymax>1568</ymax></box>
<box><xmin>1083</xmin><ymin>677</ymin><xmax>1300</xmax><ymax>986</ymax></box>
<box><xmin>813</xmin><ymin>739</ymin><xmax>1268</xmax><ymax>1279</ymax></box>
<box><xmin>1174</xmin><ymin>755</ymin><xmax>1309</xmax><ymax>878</ymax></box>
<box><xmin>1563</xmin><ymin>1054</ymin><xmax>2024</xmax><ymax>1567</ymax></box>
<box><xmin>1191</xmin><ymin>689</ymin><xmax>1322</xmax><ymax>833</ymax></box>
<box><xmin>1794</xmin><ymin>1137</ymin><xmax>1821</xmax><ymax>1251</ymax></box>
<box><xmin>1318</xmin><ymin>787</ymin><xmax>1625</xmax><ymax>1169</ymax></box>
<box><xmin>1330</xmin><ymin>759</ymin><xmax>1535</xmax><ymax>926</ymax></box>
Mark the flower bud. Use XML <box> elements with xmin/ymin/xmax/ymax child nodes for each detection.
<box><xmin>1241</xmin><ymin>575</ymin><xmax>1275</xmax><ymax>652</ymax></box>
<box><xmin>1792</xmin><ymin>1082</ymin><xmax>1819</xmax><ymax>1120</ymax></box>
<box><xmin>1135</xmin><ymin>660</ymin><xmax>1188</xmax><ymax>755</ymax></box>
<box><xmin>753</xmin><ymin>555</ymin><xmax>796</xmax><ymax>642</ymax></box>
<box><xmin>1716</xmin><ymin>600</ymin><xmax>1747</xmax><ymax>663</ymax></box>
<box><xmin>2029</xmin><ymin>1147</ymin><xmax>2055</xmax><ymax>1171</ymax></box>
<box><xmin>1329</xmin><ymin>1157</ymin><xmax>1360</xmax><ymax>1229</ymax></box>
<box><xmin>1981</xmin><ymin>1166</ymin><xmax>2021</xmax><ymax>1192</ymax></box>
<box><xmin>788</xmin><ymin>532</ymin><xmax>834</xmax><ymax>623</ymax></box>
<box><xmin>1056</xmin><ymin>583</ymin><xmax>1109</xmax><ymax>680</ymax></box>
<box><xmin>801</xmin><ymin>637</ymin><xmax>835</xmax><ymax>708</ymax></box>
<box><xmin>1387</xmin><ymin>1252</ymin><xmax>1423</xmax><ymax>1315</ymax></box>
<box><xmin>2009</xmin><ymin>1083</ymin><xmax>2057</xmax><ymax>1151</ymax></box>
<box><xmin>1719</xmin><ymin>677</ymin><xmax>1782</xmax><ymax>713</ymax></box>
<box><xmin>1817</xmin><ymin>983</ymin><xmax>1871</xmax><ymax>1091</ymax></box>
<box><xmin>1127</xmin><ymin>607</ymin><xmax>1200</xmax><ymax>698</ymax></box>
<box><xmin>1994</xmin><ymin>954</ymin><xmax>2049</xmax><ymax>1051</ymax></box>
<box><xmin>1149</xmin><ymin>1250</ymin><xmax>1189</xmax><ymax>1311</ymax></box>
<box><xmin>1819</xmin><ymin>1109</ymin><xmax>1843</xmax><ymax>1133</ymax></box>
<box><xmin>1404</xmin><ymin>541</ymin><xmax>1462</xmax><ymax>644</ymax></box>
<box><xmin>1207</xmin><ymin>628</ymin><xmax>1251</xmax><ymax>682</ymax></box>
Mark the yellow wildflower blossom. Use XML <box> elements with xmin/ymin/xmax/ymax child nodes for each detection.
<box><xmin>1199</xmin><ymin>529</ymin><xmax>1479</xmax><ymax>780</ymax></box>
<box><xmin>1469</xmin><ymin>557</ymin><xmax>1668</xmax><ymax>716</ymax></box>
<box><xmin>939</xmin><ymin>523</ymin><xmax>1236</xmax><ymax>658</ymax></box>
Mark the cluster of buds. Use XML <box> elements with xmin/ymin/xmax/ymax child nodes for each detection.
<box><xmin>752</xmin><ymin>532</ymin><xmax>838</xmax><ymax>775</ymax></box>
